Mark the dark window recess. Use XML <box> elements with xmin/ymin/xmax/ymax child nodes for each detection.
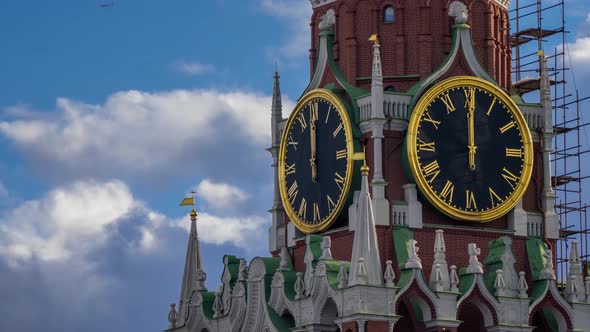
<box><xmin>384</xmin><ymin>6</ymin><xmax>395</xmax><ymax>23</ymax></box>
<box><xmin>385</xmin><ymin>85</ymin><xmax>396</xmax><ymax>92</ymax></box>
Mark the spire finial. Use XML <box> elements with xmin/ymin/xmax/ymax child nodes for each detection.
<box><xmin>368</xmin><ymin>34</ymin><xmax>379</xmax><ymax>45</ymax></box>
<box><xmin>360</xmin><ymin>145</ymin><xmax>369</xmax><ymax>175</ymax></box>
<box><xmin>180</xmin><ymin>192</ymin><xmax>198</xmax><ymax>221</ymax></box>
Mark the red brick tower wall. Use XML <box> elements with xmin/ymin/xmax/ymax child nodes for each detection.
<box><xmin>309</xmin><ymin>0</ymin><xmax>511</xmax><ymax>92</ymax></box>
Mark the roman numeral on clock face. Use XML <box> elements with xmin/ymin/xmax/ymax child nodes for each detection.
<box><xmin>288</xmin><ymin>181</ymin><xmax>298</xmax><ymax>204</ymax></box>
<box><xmin>440</xmin><ymin>93</ymin><xmax>456</xmax><ymax>114</ymax></box>
<box><xmin>285</xmin><ymin>163</ymin><xmax>296</xmax><ymax>175</ymax></box>
<box><xmin>422</xmin><ymin>160</ymin><xmax>440</xmax><ymax>183</ymax></box>
<box><xmin>298</xmin><ymin>198</ymin><xmax>307</xmax><ymax>219</ymax></box>
<box><xmin>486</xmin><ymin>98</ymin><xmax>496</xmax><ymax>116</ymax></box>
<box><xmin>506</xmin><ymin>148</ymin><xmax>523</xmax><ymax>158</ymax></box>
<box><xmin>500</xmin><ymin>121</ymin><xmax>516</xmax><ymax>134</ymax></box>
<box><xmin>334</xmin><ymin>172</ymin><xmax>345</xmax><ymax>190</ymax></box>
<box><xmin>463</xmin><ymin>87</ymin><xmax>475</xmax><ymax>109</ymax></box>
<box><xmin>288</xmin><ymin>135</ymin><xmax>298</xmax><ymax>150</ymax></box>
<box><xmin>327</xmin><ymin>195</ymin><xmax>336</xmax><ymax>211</ymax></box>
<box><xmin>336</xmin><ymin>149</ymin><xmax>347</xmax><ymax>160</ymax></box>
<box><xmin>313</xmin><ymin>203</ymin><xmax>320</xmax><ymax>222</ymax></box>
<box><xmin>418</xmin><ymin>138</ymin><xmax>436</xmax><ymax>152</ymax></box>
<box><xmin>310</xmin><ymin>102</ymin><xmax>318</xmax><ymax>121</ymax></box>
<box><xmin>439</xmin><ymin>180</ymin><xmax>454</xmax><ymax>202</ymax></box>
<box><xmin>333</xmin><ymin>123</ymin><xmax>343</xmax><ymax>138</ymax></box>
<box><xmin>465</xmin><ymin>190</ymin><xmax>477</xmax><ymax>209</ymax></box>
<box><xmin>423</xmin><ymin>112</ymin><xmax>441</xmax><ymax>130</ymax></box>
<box><xmin>297</xmin><ymin>112</ymin><xmax>307</xmax><ymax>131</ymax></box>
<box><xmin>489</xmin><ymin>187</ymin><xmax>502</xmax><ymax>206</ymax></box>
<box><xmin>501</xmin><ymin>167</ymin><xmax>519</xmax><ymax>189</ymax></box>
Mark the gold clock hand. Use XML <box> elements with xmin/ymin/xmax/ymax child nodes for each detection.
<box><xmin>310</xmin><ymin>113</ymin><xmax>318</xmax><ymax>183</ymax></box>
<box><xmin>467</xmin><ymin>92</ymin><xmax>476</xmax><ymax>171</ymax></box>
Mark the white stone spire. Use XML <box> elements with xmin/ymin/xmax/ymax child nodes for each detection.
<box><xmin>178</xmin><ymin>208</ymin><xmax>206</xmax><ymax>325</ymax></box>
<box><xmin>367</xmin><ymin>34</ymin><xmax>389</xmax><ymax>227</ymax></box>
<box><xmin>566</xmin><ymin>240</ymin><xmax>585</xmax><ymax>301</ymax></box>
<box><xmin>538</xmin><ymin>50</ymin><xmax>559</xmax><ymax>239</ymax></box>
<box><xmin>348</xmin><ymin>157</ymin><xmax>383</xmax><ymax>286</ymax></box>
<box><xmin>430</xmin><ymin>230</ymin><xmax>450</xmax><ymax>290</ymax></box>
<box><xmin>268</xmin><ymin>69</ymin><xmax>285</xmax><ymax>252</ymax></box>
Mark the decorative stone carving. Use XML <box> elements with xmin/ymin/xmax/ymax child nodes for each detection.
<box><xmin>213</xmin><ymin>286</ymin><xmax>223</xmax><ymax>318</ymax></box>
<box><xmin>518</xmin><ymin>272</ymin><xmax>528</xmax><ymax>299</ymax></box>
<box><xmin>338</xmin><ymin>262</ymin><xmax>348</xmax><ymax>289</ymax></box>
<box><xmin>450</xmin><ymin>265</ymin><xmax>460</xmax><ymax>292</ymax></box>
<box><xmin>405</xmin><ymin>239</ymin><xmax>422</xmax><ymax>269</ymax></box>
<box><xmin>448</xmin><ymin>1</ymin><xmax>468</xmax><ymax>24</ymax></box>
<box><xmin>318</xmin><ymin>8</ymin><xmax>336</xmax><ymax>31</ymax></box>
<box><xmin>320</xmin><ymin>236</ymin><xmax>332</xmax><ymax>260</ymax></box>
<box><xmin>295</xmin><ymin>272</ymin><xmax>305</xmax><ymax>300</ymax></box>
<box><xmin>168</xmin><ymin>303</ymin><xmax>178</xmax><ymax>329</ymax></box>
<box><xmin>566</xmin><ymin>240</ymin><xmax>585</xmax><ymax>301</ymax></box>
<box><xmin>434</xmin><ymin>264</ymin><xmax>444</xmax><ymax>292</ymax></box>
<box><xmin>430</xmin><ymin>229</ymin><xmax>450</xmax><ymax>290</ymax></box>
<box><xmin>238</xmin><ymin>259</ymin><xmax>248</xmax><ymax>281</ymax></box>
<box><xmin>540</xmin><ymin>249</ymin><xmax>556</xmax><ymax>280</ymax></box>
<box><xmin>467</xmin><ymin>243</ymin><xmax>483</xmax><ymax>274</ymax></box>
<box><xmin>384</xmin><ymin>260</ymin><xmax>395</xmax><ymax>287</ymax></box>
<box><xmin>357</xmin><ymin>258</ymin><xmax>368</xmax><ymax>285</ymax></box>
<box><xmin>495</xmin><ymin>269</ymin><xmax>508</xmax><ymax>297</ymax></box>
<box><xmin>278</xmin><ymin>247</ymin><xmax>291</xmax><ymax>271</ymax></box>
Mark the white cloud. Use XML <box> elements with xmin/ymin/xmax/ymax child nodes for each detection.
<box><xmin>0</xmin><ymin>89</ymin><xmax>294</xmax><ymax>177</ymax></box>
<box><xmin>176</xmin><ymin>212</ymin><xmax>268</xmax><ymax>250</ymax></box>
<box><xmin>0</xmin><ymin>180</ymin><xmax>138</xmax><ymax>264</ymax></box>
<box><xmin>195</xmin><ymin>179</ymin><xmax>248</xmax><ymax>210</ymax></box>
<box><xmin>175</xmin><ymin>60</ymin><xmax>215</xmax><ymax>75</ymax></box>
<box><xmin>567</xmin><ymin>36</ymin><xmax>590</xmax><ymax>62</ymax></box>
<box><xmin>261</xmin><ymin>0</ymin><xmax>311</xmax><ymax>58</ymax></box>
<box><xmin>0</xmin><ymin>179</ymin><xmax>269</xmax><ymax>267</ymax></box>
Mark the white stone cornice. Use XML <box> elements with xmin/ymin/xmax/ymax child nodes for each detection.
<box><xmin>309</xmin><ymin>0</ymin><xmax>338</xmax><ymax>9</ymax></box>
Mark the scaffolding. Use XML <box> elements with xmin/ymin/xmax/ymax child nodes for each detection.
<box><xmin>511</xmin><ymin>0</ymin><xmax>590</xmax><ymax>283</ymax></box>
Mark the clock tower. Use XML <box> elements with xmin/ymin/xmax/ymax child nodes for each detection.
<box><xmin>167</xmin><ymin>1</ymin><xmax>590</xmax><ymax>332</ymax></box>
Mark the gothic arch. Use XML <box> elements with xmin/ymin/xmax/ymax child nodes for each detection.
<box><xmin>457</xmin><ymin>302</ymin><xmax>486</xmax><ymax>332</ymax></box>
<box><xmin>457</xmin><ymin>298</ymin><xmax>494</xmax><ymax>330</ymax></box>
<box><xmin>319</xmin><ymin>297</ymin><xmax>339</xmax><ymax>326</ymax></box>
<box><xmin>529</xmin><ymin>296</ymin><xmax>573</xmax><ymax>331</ymax></box>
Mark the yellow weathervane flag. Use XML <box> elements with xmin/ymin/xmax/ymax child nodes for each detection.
<box><xmin>179</xmin><ymin>197</ymin><xmax>194</xmax><ymax>206</ymax></box>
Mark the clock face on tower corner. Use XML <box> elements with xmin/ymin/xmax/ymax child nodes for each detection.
<box><xmin>278</xmin><ymin>89</ymin><xmax>354</xmax><ymax>233</ymax></box>
<box><xmin>406</xmin><ymin>76</ymin><xmax>533</xmax><ymax>222</ymax></box>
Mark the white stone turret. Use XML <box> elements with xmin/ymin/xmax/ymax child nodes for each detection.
<box><xmin>268</xmin><ymin>69</ymin><xmax>285</xmax><ymax>252</ymax></box>
<box><xmin>566</xmin><ymin>240</ymin><xmax>585</xmax><ymax>301</ymax></box>
<box><xmin>367</xmin><ymin>35</ymin><xmax>389</xmax><ymax>227</ymax></box>
<box><xmin>348</xmin><ymin>160</ymin><xmax>383</xmax><ymax>286</ymax></box>
<box><xmin>538</xmin><ymin>50</ymin><xmax>560</xmax><ymax>239</ymax></box>
<box><xmin>430</xmin><ymin>229</ymin><xmax>450</xmax><ymax>290</ymax></box>
<box><xmin>178</xmin><ymin>210</ymin><xmax>206</xmax><ymax>326</ymax></box>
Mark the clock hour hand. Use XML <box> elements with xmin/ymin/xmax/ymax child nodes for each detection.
<box><xmin>310</xmin><ymin>115</ymin><xmax>318</xmax><ymax>183</ymax></box>
<box><xmin>467</xmin><ymin>93</ymin><xmax>476</xmax><ymax>171</ymax></box>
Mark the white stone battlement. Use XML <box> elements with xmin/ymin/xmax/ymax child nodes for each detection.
<box><xmin>494</xmin><ymin>0</ymin><xmax>510</xmax><ymax>9</ymax></box>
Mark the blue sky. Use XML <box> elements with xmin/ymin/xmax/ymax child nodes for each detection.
<box><xmin>0</xmin><ymin>1</ymin><xmax>589</xmax><ymax>331</ymax></box>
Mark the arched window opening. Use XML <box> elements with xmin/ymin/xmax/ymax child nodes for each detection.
<box><xmin>457</xmin><ymin>303</ymin><xmax>486</xmax><ymax>332</ymax></box>
<box><xmin>384</xmin><ymin>85</ymin><xmax>396</xmax><ymax>92</ymax></box>
<box><xmin>384</xmin><ymin>6</ymin><xmax>395</xmax><ymax>23</ymax></box>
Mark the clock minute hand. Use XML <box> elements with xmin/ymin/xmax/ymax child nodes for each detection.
<box><xmin>310</xmin><ymin>117</ymin><xmax>318</xmax><ymax>183</ymax></box>
<box><xmin>467</xmin><ymin>99</ymin><xmax>477</xmax><ymax>171</ymax></box>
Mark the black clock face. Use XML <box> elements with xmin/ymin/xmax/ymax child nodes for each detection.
<box><xmin>279</xmin><ymin>90</ymin><xmax>352</xmax><ymax>233</ymax></box>
<box><xmin>407</xmin><ymin>77</ymin><xmax>533</xmax><ymax>221</ymax></box>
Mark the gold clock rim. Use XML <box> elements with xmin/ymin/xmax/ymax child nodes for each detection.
<box><xmin>407</xmin><ymin>76</ymin><xmax>534</xmax><ymax>222</ymax></box>
<box><xmin>278</xmin><ymin>88</ymin><xmax>354</xmax><ymax>234</ymax></box>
